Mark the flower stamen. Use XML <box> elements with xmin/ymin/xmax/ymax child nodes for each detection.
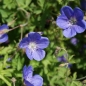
<box><xmin>28</xmin><ymin>42</ymin><xmax>37</xmax><ymax>51</ymax></box>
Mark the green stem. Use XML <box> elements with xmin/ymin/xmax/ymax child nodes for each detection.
<box><xmin>0</xmin><ymin>75</ymin><xmax>11</xmax><ymax>86</ymax></box>
<box><xmin>76</xmin><ymin>76</ymin><xmax>86</xmax><ymax>81</ymax></box>
<box><xmin>20</xmin><ymin>27</ymin><xmax>23</xmax><ymax>40</ymax></box>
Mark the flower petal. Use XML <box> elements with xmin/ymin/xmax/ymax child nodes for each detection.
<box><xmin>0</xmin><ymin>24</ymin><xmax>8</xmax><ymax>30</ymax></box>
<box><xmin>19</xmin><ymin>37</ymin><xmax>29</xmax><ymax>48</ymax></box>
<box><xmin>75</xmin><ymin>20</ymin><xmax>86</xmax><ymax>33</ymax></box>
<box><xmin>0</xmin><ymin>34</ymin><xmax>8</xmax><ymax>43</ymax></box>
<box><xmin>23</xmin><ymin>65</ymin><xmax>33</xmax><ymax>80</ymax></box>
<box><xmin>37</xmin><ymin>37</ymin><xmax>49</xmax><ymax>49</ymax></box>
<box><xmin>28</xmin><ymin>32</ymin><xmax>41</xmax><ymax>41</ymax></box>
<box><xmin>32</xmin><ymin>75</ymin><xmax>43</xmax><ymax>86</ymax></box>
<box><xmin>61</xmin><ymin>6</ymin><xmax>73</xmax><ymax>19</ymax></box>
<box><xmin>26</xmin><ymin>48</ymin><xmax>45</xmax><ymax>61</ymax></box>
<box><xmin>56</xmin><ymin>14</ymin><xmax>71</xmax><ymax>29</ymax></box>
<box><xmin>32</xmin><ymin>49</ymin><xmax>45</xmax><ymax>61</ymax></box>
<box><xmin>26</xmin><ymin>48</ymin><xmax>33</xmax><ymax>60</ymax></box>
<box><xmin>24</xmin><ymin>80</ymin><xmax>33</xmax><ymax>86</ymax></box>
<box><xmin>57</xmin><ymin>56</ymin><xmax>67</xmax><ymax>62</ymax></box>
<box><xmin>70</xmin><ymin>37</ymin><xmax>78</xmax><ymax>45</ymax></box>
<box><xmin>74</xmin><ymin>7</ymin><xmax>84</xmax><ymax>20</ymax></box>
<box><xmin>63</xmin><ymin>27</ymin><xmax>76</xmax><ymax>38</ymax></box>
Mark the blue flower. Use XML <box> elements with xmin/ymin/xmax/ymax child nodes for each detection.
<box><xmin>70</xmin><ymin>37</ymin><xmax>78</xmax><ymax>45</ymax></box>
<box><xmin>19</xmin><ymin>32</ymin><xmax>49</xmax><ymax>61</ymax></box>
<box><xmin>23</xmin><ymin>65</ymin><xmax>43</xmax><ymax>86</ymax></box>
<box><xmin>56</xmin><ymin>6</ymin><xmax>86</xmax><ymax>38</ymax></box>
<box><xmin>80</xmin><ymin>0</ymin><xmax>86</xmax><ymax>11</ymax></box>
<box><xmin>0</xmin><ymin>24</ymin><xmax>9</xmax><ymax>43</ymax></box>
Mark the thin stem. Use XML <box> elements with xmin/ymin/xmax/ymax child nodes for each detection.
<box><xmin>76</xmin><ymin>76</ymin><xmax>86</xmax><ymax>81</ymax></box>
<box><xmin>7</xmin><ymin>22</ymin><xmax>28</xmax><ymax>33</ymax></box>
<box><xmin>20</xmin><ymin>27</ymin><xmax>23</xmax><ymax>40</ymax></box>
<box><xmin>13</xmin><ymin>82</ymin><xmax>15</xmax><ymax>86</ymax></box>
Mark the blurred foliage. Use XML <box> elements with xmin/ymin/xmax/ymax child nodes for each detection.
<box><xmin>0</xmin><ymin>0</ymin><xmax>86</xmax><ymax>86</ymax></box>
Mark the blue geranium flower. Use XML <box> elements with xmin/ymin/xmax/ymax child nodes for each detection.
<box><xmin>23</xmin><ymin>65</ymin><xmax>43</xmax><ymax>86</ymax></box>
<box><xmin>56</xmin><ymin>6</ymin><xmax>86</xmax><ymax>38</ymax></box>
<box><xmin>0</xmin><ymin>24</ymin><xmax>9</xmax><ymax>43</ymax></box>
<box><xmin>19</xmin><ymin>32</ymin><xmax>49</xmax><ymax>61</ymax></box>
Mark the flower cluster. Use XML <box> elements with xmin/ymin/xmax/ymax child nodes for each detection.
<box><xmin>56</xmin><ymin>6</ymin><xmax>86</xmax><ymax>38</ymax></box>
<box><xmin>23</xmin><ymin>65</ymin><xmax>43</xmax><ymax>86</ymax></box>
<box><xmin>19</xmin><ymin>32</ymin><xmax>49</xmax><ymax>61</ymax></box>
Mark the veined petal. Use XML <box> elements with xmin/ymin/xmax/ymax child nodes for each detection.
<box><xmin>24</xmin><ymin>80</ymin><xmax>33</xmax><ymax>86</ymax></box>
<box><xmin>25</xmin><ymin>48</ymin><xmax>33</xmax><ymax>60</ymax></box>
<box><xmin>63</xmin><ymin>27</ymin><xmax>76</xmax><ymax>38</ymax></box>
<box><xmin>28</xmin><ymin>32</ymin><xmax>41</xmax><ymax>41</ymax></box>
<box><xmin>56</xmin><ymin>14</ymin><xmax>71</xmax><ymax>29</ymax></box>
<box><xmin>0</xmin><ymin>24</ymin><xmax>9</xmax><ymax>30</ymax></box>
<box><xmin>74</xmin><ymin>7</ymin><xmax>84</xmax><ymax>20</ymax></box>
<box><xmin>19</xmin><ymin>37</ymin><xmax>29</xmax><ymax>48</ymax></box>
<box><xmin>61</xmin><ymin>6</ymin><xmax>73</xmax><ymax>19</ymax></box>
<box><xmin>23</xmin><ymin>65</ymin><xmax>33</xmax><ymax>80</ymax></box>
<box><xmin>0</xmin><ymin>34</ymin><xmax>8</xmax><ymax>43</ymax></box>
<box><xmin>32</xmin><ymin>49</ymin><xmax>45</xmax><ymax>61</ymax></box>
<box><xmin>37</xmin><ymin>37</ymin><xmax>49</xmax><ymax>49</ymax></box>
<box><xmin>74</xmin><ymin>25</ymin><xmax>85</xmax><ymax>33</ymax></box>
<box><xmin>32</xmin><ymin>75</ymin><xmax>43</xmax><ymax>86</ymax></box>
<box><xmin>75</xmin><ymin>20</ymin><xmax>86</xmax><ymax>33</ymax></box>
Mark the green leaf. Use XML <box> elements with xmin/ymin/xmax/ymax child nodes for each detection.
<box><xmin>37</xmin><ymin>0</ymin><xmax>45</xmax><ymax>8</ymax></box>
<box><xmin>72</xmin><ymin>72</ymin><xmax>77</xmax><ymax>80</ymax></box>
<box><xmin>25</xmin><ymin>0</ymin><xmax>32</xmax><ymax>6</ymax></box>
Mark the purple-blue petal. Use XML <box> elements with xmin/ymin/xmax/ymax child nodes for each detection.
<box><xmin>74</xmin><ymin>25</ymin><xmax>85</xmax><ymax>33</ymax></box>
<box><xmin>28</xmin><ymin>32</ymin><xmax>41</xmax><ymax>42</ymax></box>
<box><xmin>24</xmin><ymin>80</ymin><xmax>33</xmax><ymax>86</ymax></box>
<box><xmin>32</xmin><ymin>75</ymin><xmax>43</xmax><ymax>86</ymax></box>
<box><xmin>74</xmin><ymin>7</ymin><xmax>84</xmax><ymax>20</ymax></box>
<box><xmin>57</xmin><ymin>56</ymin><xmax>67</xmax><ymax>62</ymax></box>
<box><xmin>32</xmin><ymin>49</ymin><xmax>45</xmax><ymax>61</ymax></box>
<box><xmin>19</xmin><ymin>37</ymin><xmax>29</xmax><ymax>48</ymax></box>
<box><xmin>75</xmin><ymin>20</ymin><xmax>86</xmax><ymax>33</ymax></box>
<box><xmin>25</xmin><ymin>48</ymin><xmax>33</xmax><ymax>60</ymax></box>
<box><xmin>70</xmin><ymin>37</ymin><xmax>78</xmax><ymax>45</ymax></box>
<box><xmin>56</xmin><ymin>14</ymin><xmax>71</xmax><ymax>29</ymax></box>
<box><xmin>63</xmin><ymin>27</ymin><xmax>76</xmax><ymax>38</ymax></box>
<box><xmin>23</xmin><ymin>65</ymin><xmax>33</xmax><ymax>80</ymax></box>
<box><xmin>0</xmin><ymin>24</ymin><xmax>8</xmax><ymax>30</ymax></box>
<box><xmin>26</xmin><ymin>48</ymin><xmax>45</xmax><ymax>61</ymax></box>
<box><xmin>67</xmin><ymin>63</ymin><xmax>72</xmax><ymax>68</ymax></box>
<box><xmin>37</xmin><ymin>37</ymin><xmax>49</xmax><ymax>49</ymax></box>
<box><xmin>61</xmin><ymin>6</ymin><xmax>73</xmax><ymax>19</ymax></box>
<box><xmin>0</xmin><ymin>34</ymin><xmax>8</xmax><ymax>43</ymax></box>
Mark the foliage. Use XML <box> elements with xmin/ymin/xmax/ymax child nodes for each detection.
<box><xmin>0</xmin><ymin>0</ymin><xmax>86</xmax><ymax>86</ymax></box>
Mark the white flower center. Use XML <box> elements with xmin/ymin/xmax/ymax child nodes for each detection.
<box><xmin>69</xmin><ymin>17</ymin><xmax>77</xmax><ymax>25</ymax></box>
<box><xmin>28</xmin><ymin>42</ymin><xmax>37</xmax><ymax>51</ymax></box>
